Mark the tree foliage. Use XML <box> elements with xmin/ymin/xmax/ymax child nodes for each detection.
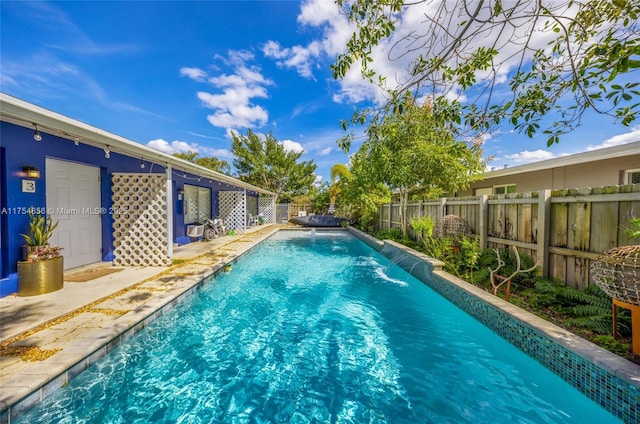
<box><xmin>230</xmin><ymin>129</ymin><xmax>317</xmax><ymax>202</ymax></box>
<box><xmin>328</xmin><ymin>163</ymin><xmax>351</xmax><ymax>206</ymax></box>
<box><xmin>173</xmin><ymin>151</ymin><xmax>232</xmax><ymax>175</ymax></box>
<box><xmin>338</xmin><ymin>155</ymin><xmax>392</xmax><ymax>232</ymax></box>
<box><xmin>309</xmin><ymin>181</ymin><xmax>332</xmax><ymax>214</ymax></box>
<box><xmin>332</xmin><ymin>0</ymin><xmax>640</xmax><ymax>148</ymax></box>
<box><xmin>353</xmin><ymin>99</ymin><xmax>485</xmax><ymax>235</ymax></box>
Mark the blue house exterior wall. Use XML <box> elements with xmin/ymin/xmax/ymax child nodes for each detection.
<box><xmin>1</xmin><ymin>122</ymin><xmax>162</xmax><ymax>269</ymax></box>
<box><xmin>0</xmin><ymin>147</ymin><xmax>7</xmax><ymax>287</ymax></box>
<box><xmin>170</xmin><ymin>173</ymin><xmax>256</xmax><ymax>245</ymax></box>
<box><xmin>0</xmin><ymin>121</ymin><xmax>260</xmax><ymax>297</ymax></box>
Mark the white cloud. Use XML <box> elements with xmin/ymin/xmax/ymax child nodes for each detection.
<box><xmin>185</xmin><ymin>50</ymin><xmax>273</xmax><ymax>130</ymax></box>
<box><xmin>281</xmin><ymin>139</ymin><xmax>305</xmax><ymax>153</ymax></box>
<box><xmin>586</xmin><ymin>127</ymin><xmax>640</xmax><ymax>151</ymax></box>
<box><xmin>200</xmin><ymin>97</ymin><xmax>269</xmax><ymax>129</ymax></box>
<box><xmin>147</xmin><ymin>138</ymin><xmax>199</xmax><ymax>154</ymax></box>
<box><xmin>225</xmin><ymin>128</ymin><xmax>239</xmax><ymax>139</ymax></box>
<box><xmin>263</xmin><ymin>40</ymin><xmax>288</xmax><ymax>59</ymax></box>
<box><xmin>147</xmin><ymin>138</ymin><xmax>232</xmax><ymax>159</ymax></box>
<box><xmin>217</xmin><ymin>50</ymin><xmax>255</xmax><ymax>66</ymax></box>
<box><xmin>224</xmin><ymin>130</ymin><xmax>304</xmax><ymax>154</ymax></box>
<box><xmin>180</xmin><ymin>67</ymin><xmax>207</xmax><ymax>82</ymax></box>
<box><xmin>489</xmin><ymin>126</ymin><xmax>639</xmax><ymax>170</ymax></box>
<box><xmin>200</xmin><ymin>146</ymin><xmax>233</xmax><ymax>159</ymax></box>
<box><xmin>503</xmin><ymin>149</ymin><xmax>558</xmax><ymax>164</ymax></box>
<box><xmin>291</xmin><ymin>101</ymin><xmax>321</xmax><ymax>118</ymax></box>
<box><xmin>262</xmin><ymin>0</ymin><xmax>352</xmax><ymax>81</ymax></box>
<box><xmin>263</xmin><ymin>40</ymin><xmax>322</xmax><ymax>79</ymax></box>
<box><xmin>186</xmin><ymin>131</ymin><xmax>217</xmax><ymax>139</ymax></box>
<box><xmin>320</xmin><ymin>146</ymin><xmax>333</xmax><ymax>155</ymax></box>
<box><xmin>266</xmin><ymin>0</ymin><xmax>578</xmax><ymax>107</ymax></box>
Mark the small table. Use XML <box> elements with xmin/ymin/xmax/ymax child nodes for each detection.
<box><xmin>612</xmin><ymin>298</ymin><xmax>640</xmax><ymax>356</ymax></box>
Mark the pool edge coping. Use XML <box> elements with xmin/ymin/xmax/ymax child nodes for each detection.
<box><xmin>363</xmin><ymin>234</ymin><xmax>639</xmax><ymax>424</ymax></box>
<box><xmin>3</xmin><ymin>226</ymin><xmax>638</xmax><ymax>423</ymax></box>
<box><xmin>0</xmin><ymin>226</ymin><xmax>281</xmax><ymax>424</ymax></box>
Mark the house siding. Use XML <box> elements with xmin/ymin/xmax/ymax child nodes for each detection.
<box><xmin>462</xmin><ymin>153</ymin><xmax>640</xmax><ymax>196</ymax></box>
<box><xmin>0</xmin><ymin>121</ymin><xmax>260</xmax><ymax>296</ymax></box>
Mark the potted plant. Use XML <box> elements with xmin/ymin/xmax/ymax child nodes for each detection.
<box><xmin>17</xmin><ymin>210</ymin><xmax>64</xmax><ymax>296</ymax></box>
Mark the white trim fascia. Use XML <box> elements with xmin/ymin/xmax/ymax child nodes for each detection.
<box><xmin>484</xmin><ymin>140</ymin><xmax>640</xmax><ymax>178</ymax></box>
<box><xmin>0</xmin><ymin>93</ymin><xmax>276</xmax><ymax>196</ymax></box>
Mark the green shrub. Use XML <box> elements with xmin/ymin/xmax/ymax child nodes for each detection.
<box><xmin>592</xmin><ymin>335</ymin><xmax>632</xmax><ymax>357</ymax></box>
<box><xmin>422</xmin><ymin>235</ymin><xmax>481</xmax><ymax>280</ymax></box>
<box><xmin>410</xmin><ymin>216</ymin><xmax>435</xmax><ymax>241</ymax></box>
<box><xmin>374</xmin><ymin>228</ymin><xmax>404</xmax><ymax>242</ymax></box>
<box><xmin>523</xmin><ymin>279</ymin><xmax>630</xmax><ymax>336</ymax></box>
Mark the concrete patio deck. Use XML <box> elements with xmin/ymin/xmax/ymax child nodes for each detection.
<box><xmin>0</xmin><ymin>224</ymin><xmax>285</xmax><ymax>423</ymax></box>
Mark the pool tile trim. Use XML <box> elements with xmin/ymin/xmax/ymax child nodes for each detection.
<box><xmin>3</xmin><ymin>227</ymin><xmax>638</xmax><ymax>423</ymax></box>
<box><xmin>372</xmin><ymin>238</ymin><xmax>640</xmax><ymax>424</ymax></box>
<box><xmin>1</xmin><ymin>227</ymin><xmax>279</xmax><ymax>424</ymax></box>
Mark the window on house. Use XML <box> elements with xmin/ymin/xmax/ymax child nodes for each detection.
<box><xmin>184</xmin><ymin>184</ymin><xmax>211</xmax><ymax>224</ymax></box>
<box><xmin>493</xmin><ymin>184</ymin><xmax>516</xmax><ymax>195</ymax></box>
<box><xmin>474</xmin><ymin>187</ymin><xmax>493</xmax><ymax>196</ymax></box>
<box><xmin>624</xmin><ymin>169</ymin><xmax>640</xmax><ymax>184</ymax></box>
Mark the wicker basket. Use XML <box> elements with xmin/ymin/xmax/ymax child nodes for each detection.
<box><xmin>433</xmin><ymin>215</ymin><xmax>471</xmax><ymax>239</ymax></box>
<box><xmin>591</xmin><ymin>245</ymin><xmax>640</xmax><ymax>305</ymax></box>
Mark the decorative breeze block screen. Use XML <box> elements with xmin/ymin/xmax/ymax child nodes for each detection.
<box><xmin>112</xmin><ymin>173</ymin><xmax>171</xmax><ymax>267</ymax></box>
<box><xmin>219</xmin><ymin>191</ymin><xmax>246</xmax><ymax>233</ymax></box>
<box><xmin>259</xmin><ymin>196</ymin><xmax>275</xmax><ymax>224</ymax></box>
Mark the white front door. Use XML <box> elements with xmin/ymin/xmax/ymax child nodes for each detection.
<box><xmin>46</xmin><ymin>158</ymin><xmax>102</xmax><ymax>269</ymax></box>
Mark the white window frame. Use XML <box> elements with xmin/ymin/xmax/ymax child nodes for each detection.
<box><xmin>184</xmin><ymin>184</ymin><xmax>211</xmax><ymax>224</ymax></box>
<box><xmin>624</xmin><ymin>168</ymin><xmax>640</xmax><ymax>184</ymax></box>
<box><xmin>493</xmin><ymin>184</ymin><xmax>516</xmax><ymax>195</ymax></box>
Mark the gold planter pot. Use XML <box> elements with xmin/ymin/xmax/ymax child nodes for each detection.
<box><xmin>17</xmin><ymin>256</ymin><xmax>64</xmax><ymax>296</ymax></box>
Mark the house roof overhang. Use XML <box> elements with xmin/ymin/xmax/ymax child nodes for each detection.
<box><xmin>483</xmin><ymin>140</ymin><xmax>640</xmax><ymax>179</ymax></box>
<box><xmin>0</xmin><ymin>92</ymin><xmax>276</xmax><ymax>196</ymax></box>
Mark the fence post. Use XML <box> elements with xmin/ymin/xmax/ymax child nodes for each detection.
<box><xmin>388</xmin><ymin>202</ymin><xmax>393</xmax><ymax>229</ymax></box>
<box><xmin>538</xmin><ymin>189</ymin><xmax>551</xmax><ymax>277</ymax></box>
<box><xmin>438</xmin><ymin>197</ymin><xmax>446</xmax><ymax>219</ymax></box>
<box><xmin>479</xmin><ymin>195</ymin><xmax>488</xmax><ymax>249</ymax></box>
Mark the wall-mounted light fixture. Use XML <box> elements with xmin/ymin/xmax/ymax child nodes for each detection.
<box><xmin>74</xmin><ymin>137</ymin><xmax>80</xmax><ymax>146</ymax></box>
<box><xmin>177</xmin><ymin>187</ymin><xmax>185</xmax><ymax>200</ymax></box>
<box><xmin>104</xmin><ymin>145</ymin><xmax>111</xmax><ymax>159</ymax></box>
<box><xmin>140</xmin><ymin>158</ymin><xmax>145</xmax><ymax>169</ymax></box>
<box><xmin>33</xmin><ymin>124</ymin><xmax>42</xmax><ymax>142</ymax></box>
<box><xmin>22</xmin><ymin>166</ymin><xmax>41</xmax><ymax>179</ymax></box>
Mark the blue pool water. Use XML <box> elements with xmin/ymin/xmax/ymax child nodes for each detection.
<box><xmin>16</xmin><ymin>230</ymin><xmax>620</xmax><ymax>423</ymax></box>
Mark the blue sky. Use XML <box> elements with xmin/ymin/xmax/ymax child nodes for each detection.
<box><xmin>2</xmin><ymin>1</ymin><xmax>638</xmax><ymax>183</ymax></box>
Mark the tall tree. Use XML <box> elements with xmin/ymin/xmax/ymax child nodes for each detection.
<box><xmin>328</xmin><ymin>163</ymin><xmax>351</xmax><ymax>210</ymax></box>
<box><xmin>355</xmin><ymin>99</ymin><xmax>485</xmax><ymax>235</ymax></box>
<box><xmin>231</xmin><ymin>129</ymin><xmax>317</xmax><ymax>202</ymax></box>
<box><xmin>339</xmin><ymin>156</ymin><xmax>391</xmax><ymax>232</ymax></box>
<box><xmin>173</xmin><ymin>151</ymin><xmax>231</xmax><ymax>175</ymax></box>
<box><xmin>333</xmin><ymin>0</ymin><xmax>640</xmax><ymax>149</ymax></box>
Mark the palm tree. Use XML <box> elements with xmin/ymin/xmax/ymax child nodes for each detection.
<box><xmin>329</xmin><ymin>164</ymin><xmax>351</xmax><ymax>214</ymax></box>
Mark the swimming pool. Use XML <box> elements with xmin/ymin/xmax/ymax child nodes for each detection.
<box><xmin>14</xmin><ymin>230</ymin><xmax>623</xmax><ymax>423</ymax></box>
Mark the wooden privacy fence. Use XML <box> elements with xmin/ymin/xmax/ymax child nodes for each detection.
<box><xmin>379</xmin><ymin>184</ymin><xmax>640</xmax><ymax>289</ymax></box>
<box><xmin>275</xmin><ymin>203</ymin><xmax>314</xmax><ymax>223</ymax></box>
